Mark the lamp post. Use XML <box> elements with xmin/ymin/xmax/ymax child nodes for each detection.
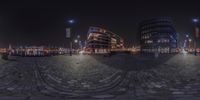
<box><xmin>77</xmin><ymin>35</ymin><xmax>82</xmax><ymax>51</ymax></box>
<box><xmin>74</xmin><ymin>39</ymin><xmax>78</xmax><ymax>54</ymax></box>
<box><xmin>74</xmin><ymin>35</ymin><xmax>82</xmax><ymax>54</ymax></box>
<box><xmin>186</xmin><ymin>34</ymin><xmax>189</xmax><ymax>50</ymax></box>
<box><xmin>74</xmin><ymin>39</ymin><xmax>78</xmax><ymax>43</ymax></box>
<box><xmin>189</xmin><ymin>38</ymin><xmax>192</xmax><ymax>52</ymax></box>
<box><xmin>66</xmin><ymin>19</ymin><xmax>75</xmax><ymax>56</ymax></box>
<box><xmin>192</xmin><ymin>18</ymin><xmax>199</xmax><ymax>55</ymax></box>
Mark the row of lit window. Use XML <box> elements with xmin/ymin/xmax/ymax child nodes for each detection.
<box><xmin>111</xmin><ymin>38</ymin><xmax>117</xmax><ymax>42</ymax></box>
<box><xmin>141</xmin><ymin>34</ymin><xmax>152</xmax><ymax>39</ymax></box>
<box><xmin>157</xmin><ymin>39</ymin><xmax>170</xmax><ymax>43</ymax></box>
<box><xmin>141</xmin><ymin>33</ymin><xmax>173</xmax><ymax>40</ymax></box>
<box><xmin>142</xmin><ymin>47</ymin><xmax>170</xmax><ymax>53</ymax></box>
<box><xmin>88</xmin><ymin>33</ymin><xmax>111</xmax><ymax>40</ymax></box>
<box><xmin>141</xmin><ymin>27</ymin><xmax>172</xmax><ymax>34</ymax></box>
<box><xmin>144</xmin><ymin>39</ymin><xmax>170</xmax><ymax>44</ymax></box>
<box><xmin>145</xmin><ymin>40</ymin><xmax>153</xmax><ymax>44</ymax></box>
<box><xmin>88</xmin><ymin>33</ymin><xmax>100</xmax><ymax>39</ymax></box>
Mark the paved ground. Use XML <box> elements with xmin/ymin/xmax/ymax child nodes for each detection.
<box><xmin>0</xmin><ymin>53</ymin><xmax>200</xmax><ymax>100</ymax></box>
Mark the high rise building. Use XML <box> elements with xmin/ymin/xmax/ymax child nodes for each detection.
<box><xmin>139</xmin><ymin>17</ymin><xmax>177</xmax><ymax>53</ymax></box>
<box><xmin>86</xmin><ymin>26</ymin><xmax>124</xmax><ymax>53</ymax></box>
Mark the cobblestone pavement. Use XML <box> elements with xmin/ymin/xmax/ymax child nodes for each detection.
<box><xmin>0</xmin><ymin>54</ymin><xmax>200</xmax><ymax>100</ymax></box>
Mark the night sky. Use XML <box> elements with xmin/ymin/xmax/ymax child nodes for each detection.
<box><xmin>0</xmin><ymin>0</ymin><xmax>200</xmax><ymax>47</ymax></box>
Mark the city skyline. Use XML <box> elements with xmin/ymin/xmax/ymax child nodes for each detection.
<box><xmin>1</xmin><ymin>1</ymin><xmax>200</xmax><ymax>100</ymax></box>
<box><xmin>0</xmin><ymin>1</ymin><xmax>200</xmax><ymax>47</ymax></box>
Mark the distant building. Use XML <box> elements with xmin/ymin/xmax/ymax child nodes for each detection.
<box><xmin>24</xmin><ymin>46</ymin><xmax>44</xmax><ymax>56</ymax></box>
<box><xmin>86</xmin><ymin>26</ymin><xmax>124</xmax><ymax>53</ymax></box>
<box><xmin>139</xmin><ymin>17</ymin><xmax>177</xmax><ymax>53</ymax></box>
<box><xmin>0</xmin><ymin>48</ymin><xmax>7</xmax><ymax>53</ymax></box>
<box><xmin>10</xmin><ymin>46</ymin><xmax>44</xmax><ymax>56</ymax></box>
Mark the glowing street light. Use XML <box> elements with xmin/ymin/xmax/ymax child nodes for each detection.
<box><xmin>66</xmin><ymin>18</ymin><xmax>76</xmax><ymax>56</ymax></box>
<box><xmin>192</xmin><ymin>18</ymin><xmax>199</xmax><ymax>23</ymax></box>
<box><xmin>68</xmin><ymin>19</ymin><xmax>75</xmax><ymax>24</ymax></box>
<box><xmin>186</xmin><ymin>34</ymin><xmax>189</xmax><ymax>38</ymax></box>
<box><xmin>189</xmin><ymin>38</ymin><xmax>192</xmax><ymax>50</ymax></box>
<box><xmin>192</xmin><ymin>17</ymin><xmax>199</xmax><ymax>56</ymax></box>
<box><xmin>189</xmin><ymin>38</ymin><xmax>192</xmax><ymax>42</ymax></box>
<box><xmin>74</xmin><ymin>39</ymin><xmax>78</xmax><ymax>43</ymax></box>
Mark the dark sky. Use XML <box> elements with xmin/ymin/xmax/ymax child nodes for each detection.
<box><xmin>0</xmin><ymin>0</ymin><xmax>200</xmax><ymax>47</ymax></box>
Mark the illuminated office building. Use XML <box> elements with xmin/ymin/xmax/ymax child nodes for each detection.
<box><xmin>139</xmin><ymin>17</ymin><xmax>177</xmax><ymax>53</ymax></box>
<box><xmin>86</xmin><ymin>26</ymin><xmax>124</xmax><ymax>53</ymax></box>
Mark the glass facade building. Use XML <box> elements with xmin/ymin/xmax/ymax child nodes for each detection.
<box><xmin>139</xmin><ymin>17</ymin><xmax>177</xmax><ymax>53</ymax></box>
<box><xmin>86</xmin><ymin>26</ymin><xmax>124</xmax><ymax>53</ymax></box>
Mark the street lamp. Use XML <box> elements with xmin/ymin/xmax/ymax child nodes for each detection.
<box><xmin>185</xmin><ymin>34</ymin><xmax>190</xmax><ymax>50</ymax></box>
<box><xmin>73</xmin><ymin>39</ymin><xmax>78</xmax><ymax>54</ymax></box>
<box><xmin>66</xmin><ymin>18</ymin><xmax>76</xmax><ymax>56</ymax></box>
<box><xmin>189</xmin><ymin>38</ymin><xmax>192</xmax><ymax>52</ymax></box>
<box><xmin>189</xmin><ymin>38</ymin><xmax>192</xmax><ymax>42</ymax></box>
<box><xmin>77</xmin><ymin>35</ymin><xmax>82</xmax><ymax>50</ymax></box>
<box><xmin>186</xmin><ymin>34</ymin><xmax>189</xmax><ymax>38</ymax></box>
<box><xmin>74</xmin><ymin>39</ymin><xmax>78</xmax><ymax>43</ymax></box>
<box><xmin>68</xmin><ymin>19</ymin><xmax>75</xmax><ymax>24</ymax></box>
<box><xmin>192</xmin><ymin>18</ymin><xmax>199</xmax><ymax>23</ymax></box>
<box><xmin>192</xmin><ymin>18</ymin><xmax>199</xmax><ymax>55</ymax></box>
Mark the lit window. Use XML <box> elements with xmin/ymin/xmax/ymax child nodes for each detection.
<box><xmin>146</xmin><ymin>40</ymin><xmax>153</xmax><ymax>44</ymax></box>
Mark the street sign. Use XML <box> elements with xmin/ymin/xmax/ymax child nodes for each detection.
<box><xmin>66</xmin><ymin>28</ymin><xmax>71</xmax><ymax>38</ymax></box>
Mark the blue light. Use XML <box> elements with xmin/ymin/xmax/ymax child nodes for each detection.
<box><xmin>68</xmin><ymin>19</ymin><xmax>75</xmax><ymax>24</ymax></box>
<box><xmin>192</xmin><ymin>18</ymin><xmax>199</xmax><ymax>23</ymax></box>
